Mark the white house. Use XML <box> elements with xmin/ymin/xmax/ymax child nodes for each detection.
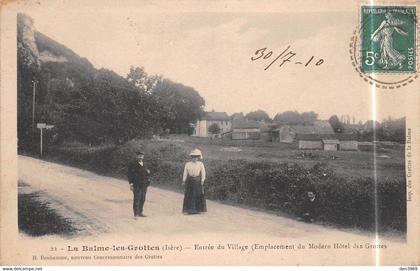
<box><xmin>192</xmin><ymin>111</ymin><xmax>231</xmax><ymax>137</ymax></box>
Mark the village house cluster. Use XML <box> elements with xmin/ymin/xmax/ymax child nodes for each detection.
<box><xmin>192</xmin><ymin>111</ymin><xmax>360</xmax><ymax>151</ymax></box>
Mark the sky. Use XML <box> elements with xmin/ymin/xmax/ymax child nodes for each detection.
<box><xmin>16</xmin><ymin>0</ymin><xmax>412</xmax><ymax>122</ymax></box>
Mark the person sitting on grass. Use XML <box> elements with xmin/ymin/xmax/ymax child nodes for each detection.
<box><xmin>300</xmin><ymin>190</ymin><xmax>318</xmax><ymax>223</ymax></box>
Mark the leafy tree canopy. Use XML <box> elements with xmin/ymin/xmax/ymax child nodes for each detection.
<box><xmin>245</xmin><ymin>110</ymin><xmax>271</xmax><ymax>122</ymax></box>
<box><xmin>208</xmin><ymin>123</ymin><xmax>221</xmax><ymax>134</ymax></box>
<box><xmin>274</xmin><ymin>111</ymin><xmax>318</xmax><ymax>125</ymax></box>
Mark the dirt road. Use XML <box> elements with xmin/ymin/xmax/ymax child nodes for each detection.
<box><xmin>14</xmin><ymin>156</ymin><xmax>413</xmax><ymax>265</ymax></box>
<box><xmin>18</xmin><ymin>155</ymin><xmax>402</xmax><ymax>240</ymax></box>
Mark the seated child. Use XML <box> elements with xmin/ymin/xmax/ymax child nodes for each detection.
<box><xmin>301</xmin><ymin>191</ymin><xmax>317</xmax><ymax>223</ymax></box>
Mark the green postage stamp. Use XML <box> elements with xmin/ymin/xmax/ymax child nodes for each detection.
<box><xmin>361</xmin><ymin>6</ymin><xmax>416</xmax><ymax>73</ymax></box>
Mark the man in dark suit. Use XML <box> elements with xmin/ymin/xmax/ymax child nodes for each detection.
<box><xmin>127</xmin><ymin>151</ymin><xmax>150</xmax><ymax>219</ymax></box>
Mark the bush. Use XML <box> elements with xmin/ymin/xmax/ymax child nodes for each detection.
<box><xmin>18</xmin><ymin>192</ymin><xmax>78</xmax><ymax>236</ymax></box>
<box><xmin>146</xmin><ymin>154</ymin><xmax>405</xmax><ymax>232</ymax></box>
<box><xmin>49</xmin><ymin>143</ymin><xmax>117</xmax><ymax>174</ymax></box>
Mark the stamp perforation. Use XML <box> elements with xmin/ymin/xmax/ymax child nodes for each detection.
<box><xmin>360</xmin><ymin>5</ymin><xmax>417</xmax><ymax>73</ymax></box>
<box><xmin>350</xmin><ymin>5</ymin><xmax>419</xmax><ymax>88</ymax></box>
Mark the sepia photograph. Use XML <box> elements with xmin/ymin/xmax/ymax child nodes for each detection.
<box><xmin>1</xmin><ymin>0</ymin><xmax>419</xmax><ymax>266</ymax></box>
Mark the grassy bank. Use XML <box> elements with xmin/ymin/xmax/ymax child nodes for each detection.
<box><xmin>18</xmin><ymin>191</ymin><xmax>78</xmax><ymax>236</ymax></box>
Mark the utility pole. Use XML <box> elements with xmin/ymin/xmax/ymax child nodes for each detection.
<box><xmin>40</xmin><ymin>126</ymin><xmax>43</xmax><ymax>156</ymax></box>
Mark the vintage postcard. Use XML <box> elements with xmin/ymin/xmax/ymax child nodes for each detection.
<box><xmin>0</xmin><ymin>0</ymin><xmax>419</xmax><ymax>266</ymax></box>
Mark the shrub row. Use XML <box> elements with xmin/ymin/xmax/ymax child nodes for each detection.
<box><xmin>151</xmin><ymin>158</ymin><xmax>406</xmax><ymax>232</ymax></box>
<box><xmin>49</xmin><ymin>144</ymin><xmax>117</xmax><ymax>174</ymax></box>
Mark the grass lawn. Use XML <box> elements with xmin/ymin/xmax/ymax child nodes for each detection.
<box><xmin>146</xmin><ymin>134</ymin><xmax>405</xmax><ymax>182</ymax></box>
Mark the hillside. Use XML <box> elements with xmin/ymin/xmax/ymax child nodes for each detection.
<box><xmin>18</xmin><ymin>13</ymin><xmax>94</xmax><ymax>69</ymax></box>
<box><xmin>17</xmin><ymin>13</ymin><xmax>205</xmax><ymax>152</ymax></box>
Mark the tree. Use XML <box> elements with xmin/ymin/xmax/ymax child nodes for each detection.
<box><xmin>364</xmin><ymin>120</ymin><xmax>381</xmax><ymax>131</ymax></box>
<box><xmin>231</xmin><ymin>112</ymin><xmax>245</xmax><ymax>120</ymax></box>
<box><xmin>245</xmin><ymin>110</ymin><xmax>271</xmax><ymax>122</ymax></box>
<box><xmin>126</xmin><ymin>66</ymin><xmax>161</xmax><ymax>94</ymax></box>
<box><xmin>152</xmin><ymin>79</ymin><xmax>205</xmax><ymax>134</ymax></box>
<box><xmin>301</xmin><ymin>111</ymin><xmax>318</xmax><ymax>125</ymax></box>
<box><xmin>274</xmin><ymin>111</ymin><xmax>302</xmax><ymax>124</ymax></box>
<box><xmin>328</xmin><ymin>115</ymin><xmax>344</xmax><ymax>133</ymax></box>
<box><xmin>126</xmin><ymin>66</ymin><xmax>147</xmax><ymax>88</ymax></box>
<box><xmin>208</xmin><ymin>123</ymin><xmax>221</xmax><ymax>135</ymax></box>
<box><xmin>17</xmin><ymin>13</ymin><xmax>207</xmax><ymax>150</ymax></box>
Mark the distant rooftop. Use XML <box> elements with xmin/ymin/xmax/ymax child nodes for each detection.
<box><xmin>322</xmin><ymin>139</ymin><xmax>340</xmax><ymax>144</ymax></box>
<box><xmin>272</xmin><ymin>120</ymin><xmax>334</xmax><ymax>135</ymax></box>
<box><xmin>296</xmin><ymin>133</ymin><xmax>358</xmax><ymax>141</ymax></box>
<box><xmin>291</xmin><ymin>120</ymin><xmax>334</xmax><ymax>134</ymax></box>
<box><xmin>232</xmin><ymin>120</ymin><xmax>262</xmax><ymax>129</ymax></box>
<box><xmin>202</xmin><ymin>111</ymin><xmax>230</xmax><ymax>121</ymax></box>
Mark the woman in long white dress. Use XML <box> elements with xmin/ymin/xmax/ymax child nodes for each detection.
<box><xmin>371</xmin><ymin>12</ymin><xmax>408</xmax><ymax>69</ymax></box>
<box><xmin>182</xmin><ymin>149</ymin><xmax>207</xmax><ymax>214</ymax></box>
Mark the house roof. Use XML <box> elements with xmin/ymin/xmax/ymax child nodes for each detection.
<box><xmin>344</xmin><ymin>123</ymin><xmax>363</xmax><ymax>129</ymax></box>
<box><xmin>294</xmin><ymin>120</ymin><xmax>335</xmax><ymax>134</ymax></box>
<box><xmin>231</xmin><ymin>112</ymin><xmax>245</xmax><ymax>120</ymax></box>
<box><xmin>359</xmin><ymin>141</ymin><xmax>373</xmax><ymax>146</ymax></box>
<box><xmin>336</xmin><ymin>133</ymin><xmax>359</xmax><ymax>140</ymax></box>
<box><xmin>232</xmin><ymin>120</ymin><xmax>262</xmax><ymax>129</ymax></box>
<box><xmin>322</xmin><ymin>139</ymin><xmax>340</xmax><ymax>144</ymax></box>
<box><xmin>202</xmin><ymin>112</ymin><xmax>230</xmax><ymax>121</ymax></box>
<box><xmin>297</xmin><ymin>134</ymin><xmax>332</xmax><ymax>140</ymax></box>
<box><xmin>296</xmin><ymin>133</ymin><xmax>358</xmax><ymax>141</ymax></box>
<box><xmin>275</xmin><ymin>120</ymin><xmax>334</xmax><ymax>135</ymax></box>
<box><xmin>291</xmin><ymin>125</ymin><xmax>320</xmax><ymax>134</ymax></box>
<box><xmin>344</xmin><ymin>124</ymin><xmax>363</xmax><ymax>133</ymax></box>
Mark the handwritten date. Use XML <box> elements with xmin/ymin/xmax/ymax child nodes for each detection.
<box><xmin>251</xmin><ymin>46</ymin><xmax>324</xmax><ymax>70</ymax></box>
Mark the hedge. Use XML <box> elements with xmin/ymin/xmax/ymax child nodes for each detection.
<box><xmin>46</xmin><ymin>141</ymin><xmax>406</xmax><ymax>233</ymax></box>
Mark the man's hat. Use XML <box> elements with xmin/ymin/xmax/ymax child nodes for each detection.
<box><xmin>135</xmin><ymin>150</ymin><xmax>145</xmax><ymax>155</ymax></box>
<box><xmin>189</xmin><ymin>149</ymin><xmax>202</xmax><ymax>158</ymax></box>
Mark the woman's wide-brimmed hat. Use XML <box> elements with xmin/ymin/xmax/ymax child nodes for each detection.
<box><xmin>135</xmin><ymin>150</ymin><xmax>145</xmax><ymax>155</ymax></box>
<box><xmin>189</xmin><ymin>148</ymin><xmax>202</xmax><ymax>158</ymax></box>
